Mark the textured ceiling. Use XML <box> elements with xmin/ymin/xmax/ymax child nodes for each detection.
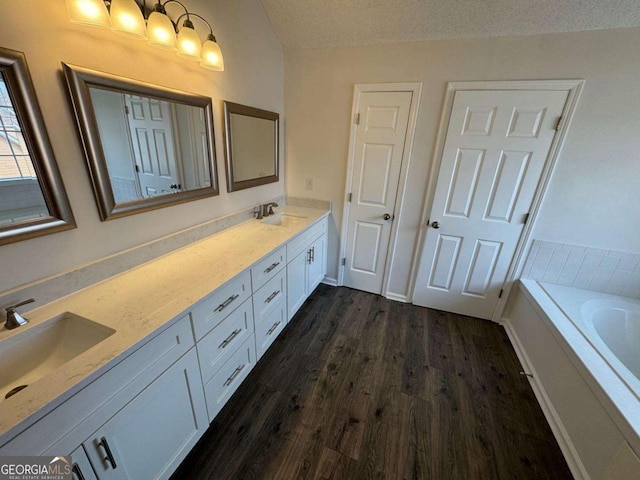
<box><xmin>260</xmin><ymin>0</ymin><xmax>640</xmax><ymax>49</ymax></box>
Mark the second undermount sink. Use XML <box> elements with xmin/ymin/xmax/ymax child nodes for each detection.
<box><xmin>261</xmin><ymin>212</ymin><xmax>307</xmax><ymax>227</ymax></box>
<box><xmin>0</xmin><ymin>312</ymin><xmax>115</xmax><ymax>400</ymax></box>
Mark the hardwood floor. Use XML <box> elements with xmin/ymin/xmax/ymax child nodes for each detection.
<box><xmin>171</xmin><ymin>285</ymin><xmax>573</xmax><ymax>480</ymax></box>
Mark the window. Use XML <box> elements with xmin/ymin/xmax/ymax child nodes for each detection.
<box><xmin>0</xmin><ymin>76</ymin><xmax>36</xmax><ymax>180</ymax></box>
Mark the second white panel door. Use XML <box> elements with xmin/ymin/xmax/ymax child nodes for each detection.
<box><xmin>343</xmin><ymin>91</ymin><xmax>412</xmax><ymax>294</ymax></box>
<box><xmin>413</xmin><ymin>89</ymin><xmax>569</xmax><ymax>319</ymax></box>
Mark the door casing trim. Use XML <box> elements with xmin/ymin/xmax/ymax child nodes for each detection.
<box><xmin>409</xmin><ymin>79</ymin><xmax>585</xmax><ymax>321</ymax></box>
<box><xmin>338</xmin><ymin>82</ymin><xmax>423</xmax><ymax>293</ymax></box>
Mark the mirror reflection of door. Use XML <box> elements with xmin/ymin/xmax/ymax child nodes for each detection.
<box><xmin>0</xmin><ymin>73</ymin><xmax>48</xmax><ymax>224</ymax></box>
<box><xmin>124</xmin><ymin>94</ymin><xmax>182</xmax><ymax>198</ymax></box>
<box><xmin>89</xmin><ymin>87</ymin><xmax>210</xmax><ymax>204</ymax></box>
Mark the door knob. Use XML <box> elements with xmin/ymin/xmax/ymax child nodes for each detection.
<box><xmin>431</xmin><ymin>221</ymin><xmax>440</xmax><ymax>229</ymax></box>
<box><xmin>383</xmin><ymin>213</ymin><xmax>391</xmax><ymax>221</ymax></box>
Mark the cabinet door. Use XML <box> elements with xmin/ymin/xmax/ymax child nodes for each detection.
<box><xmin>71</xmin><ymin>445</ymin><xmax>98</xmax><ymax>480</ymax></box>
<box><xmin>287</xmin><ymin>249</ymin><xmax>308</xmax><ymax>321</ymax></box>
<box><xmin>308</xmin><ymin>234</ymin><xmax>326</xmax><ymax>292</ymax></box>
<box><xmin>83</xmin><ymin>349</ymin><xmax>207</xmax><ymax>480</ymax></box>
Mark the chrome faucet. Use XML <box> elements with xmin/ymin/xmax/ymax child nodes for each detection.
<box><xmin>4</xmin><ymin>298</ymin><xmax>34</xmax><ymax>330</ymax></box>
<box><xmin>261</xmin><ymin>202</ymin><xmax>278</xmax><ymax>217</ymax></box>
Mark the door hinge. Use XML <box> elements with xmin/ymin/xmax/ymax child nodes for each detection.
<box><xmin>135</xmin><ymin>164</ymin><xmax>140</xmax><ymax>173</ymax></box>
<box><xmin>498</xmin><ymin>288</ymin><xmax>504</xmax><ymax>299</ymax></box>
<box><xmin>355</xmin><ymin>113</ymin><xmax>360</xmax><ymax>125</ymax></box>
<box><xmin>125</xmin><ymin>105</ymin><xmax>130</xmax><ymax>115</ymax></box>
<box><xmin>554</xmin><ymin>116</ymin><xmax>563</xmax><ymax>131</ymax></box>
<box><xmin>347</xmin><ymin>192</ymin><xmax>352</xmax><ymax>202</ymax></box>
<box><xmin>523</xmin><ymin>213</ymin><xmax>530</xmax><ymax>225</ymax></box>
<box><xmin>341</xmin><ymin>258</ymin><xmax>346</xmax><ymax>266</ymax></box>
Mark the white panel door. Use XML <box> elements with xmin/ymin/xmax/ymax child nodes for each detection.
<box><xmin>125</xmin><ymin>95</ymin><xmax>182</xmax><ymax>197</ymax></box>
<box><xmin>413</xmin><ymin>89</ymin><xmax>569</xmax><ymax>319</ymax></box>
<box><xmin>344</xmin><ymin>91</ymin><xmax>412</xmax><ymax>294</ymax></box>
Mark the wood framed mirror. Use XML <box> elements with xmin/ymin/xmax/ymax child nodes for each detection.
<box><xmin>0</xmin><ymin>47</ymin><xmax>75</xmax><ymax>246</ymax></box>
<box><xmin>63</xmin><ymin>63</ymin><xmax>218</xmax><ymax>221</ymax></box>
<box><xmin>223</xmin><ymin>101</ymin><xmax>279</xmax><ymax>192</ymax></box>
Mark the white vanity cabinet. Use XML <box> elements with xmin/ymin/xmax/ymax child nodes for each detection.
<box><xmin>0</xmin><ymin>210</ymin><xmax>330</xmax><ymax>479</ymax></box>
<box><xmin>286</xmin><ymin>218</ymin><xmax>327</xmax><ymax>320</ymax></box>
<box><xmin>82</xmin><ymin>348</ymin><xmax>207</xmax><ymax>480</ymax></box>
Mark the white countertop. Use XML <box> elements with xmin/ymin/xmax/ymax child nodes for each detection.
<box><xmin>0</xmin><ymin>205</ymin><xmax>329</xmax><ymax>443</ymax></box>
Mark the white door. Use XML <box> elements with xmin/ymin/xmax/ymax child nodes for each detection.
<box><xmin>125</xmin><ymin>94</ymin><xmax>182</xmax><ymax>197</ymax></box>
<box><xmin>413</xmin><ymin>89</ymin><xmax>569</xmax><ymax>319</ymax></box>
<box><xmin>343</xmin><ymin>91</ymin><xmax>413</xmax><ymax>294</ymax></box>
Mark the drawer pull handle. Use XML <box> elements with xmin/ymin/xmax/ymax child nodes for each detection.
<box><xmin>267</xmin><ymin>320</ymin><xmax>282</xmax><ymax>335</ymax></box>
<box><xmin>310</xmin><ymin>246</ymin><xmax>315</xmax><ymax>262</ymax></box>
<box><xmin>264</xmin><ymin>261</ymin><xmax>281</xmax><ymax>274</ymax></box>
<box><xmin>215</xmin><ymin>293</ymin><xmax>239</xmax><ymax>312</ymax></box>
<box><xmin>72</xmin><ymin>463</ymin><xmax>86</xmax><ymax>480</ymax></box>
<box><xmin>265</xmin><ymin>290</ymin><xmax>280</xmax><ymax>303</ymax></box>
<box><xmin>219</xmin><ymin>328</ymin><xmax>242</xmax><ymax>349</ymax></box>
<box><xmin>224</xmin><ymin>364</ymin><xmax>246</xmax><ymax>386</ymax></box>
<box><xmin>307</xmin><ymin>248</ymin><xmax>312</xmax><ymax>264</ymax></box>
<box><xmin>98</xmin><ymin>436</ymin><xmax>117</xmax><ymax>469</ymax></box>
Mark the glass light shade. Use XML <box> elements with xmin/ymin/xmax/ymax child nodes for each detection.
<box><xmin>110</xmin><ymin>0</ymin><xmax>147</xmax><ymax>39</ymax></box>
<box><xmin>147</xmin><ymin>11</ymin><xmax>177</xmax><ymax>50</ymax></box>
<box><xmin>66</xmin><ymin>0</ymin><xmax>110</xmax><ymax>27</ymax></box>
<box><xmin>200</xmin><ymin>39</ymin><xmax>224</xmax><ymax>71</ymax></box>
<box><xmin>177</xmin><ymin>26</ymin><xmax>202</xmax><ymax>60</ymax></box>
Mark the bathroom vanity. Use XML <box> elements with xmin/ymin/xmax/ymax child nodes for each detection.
<box><xmin>0</xmin><ymin>206</ymin><xmax>328</xmax><ymax>479</ymax></box>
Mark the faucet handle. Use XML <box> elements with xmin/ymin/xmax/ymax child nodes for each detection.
<box><xmin>5</xmin><ymin>298</ymin><xmax>35</xmax><ymax>313</ymax></box>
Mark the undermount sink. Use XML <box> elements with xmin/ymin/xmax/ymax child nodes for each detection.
<box><xmin>261</xmin><ymin>212</ymin><xmax>307</xmax><ymax>226</ymax></box>
<box><xmin>0</xmin><ymin>312</ymin><xmax>115</xmax><ymax>400</ymax></box>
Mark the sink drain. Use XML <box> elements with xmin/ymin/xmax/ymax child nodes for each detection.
<box><xmin>5</xmin><ymin>385</ymin><xmax>28</xmax><ymax>399</ymax></box>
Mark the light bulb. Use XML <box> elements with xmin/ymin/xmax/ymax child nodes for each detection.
<box><xmin>147</xmin><ymin>11</ymin><xmax>177</xmax><ymax>50</ymax></box>
<box><xmin>177</xmin><ymin>21</ymin><xmax>202</xmax><ymax>61</ymax></box>
<box><xmin>200</xmin><ymin>36</ymin><xmax>224</xmax><ymax>71</ymax></box>
<box><xmin>66</xmin><ymin>0</ymin><xmax>110</xmax><ymax>27</ymax></box>
<box><xmin>110</xmin><ymin>0</ymin><xmax>147</xmax><ymax>39</ymax></box>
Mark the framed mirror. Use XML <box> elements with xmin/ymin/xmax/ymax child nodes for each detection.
<box><xmin>223</xmin><ymin>101</ymin><xmax>279</xmax><ymax>192</ymax></box>
<box><xmin>0</xmin><ymin>47</ymin><xmax>75</xmax><ymax>246</ymax></box>
<box><xmin>63</xmin><ymin>63</ymin><xmax>218</xmax><ymax>221</ymax></box>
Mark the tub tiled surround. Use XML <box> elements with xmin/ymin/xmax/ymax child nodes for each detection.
<box><xmin>522</xmin><ymin>240</ymin><xmax>640</xmax><ymax>298</ymax></box>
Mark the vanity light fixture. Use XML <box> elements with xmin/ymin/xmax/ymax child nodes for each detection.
<box><xmin>65</xmin><ymin>0</ymin><xmax>224</xmax><ymax>71</ymax></box>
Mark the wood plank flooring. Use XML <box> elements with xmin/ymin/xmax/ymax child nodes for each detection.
<box><xmin>171</xmin><ymin>285</ymin><xmax>573</xmax><ymax>480</ymax></box>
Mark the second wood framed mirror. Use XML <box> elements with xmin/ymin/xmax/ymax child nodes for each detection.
<box><xmin>223</xmin><ymin>101</ymin><xmax>279</xmax><ymax>192</ymax></box>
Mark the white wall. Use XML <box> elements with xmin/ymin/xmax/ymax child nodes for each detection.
<box><xmin>284</xmin><ymin>27</ymin><xmax>640</xmax><ymax>299</ymax></box>
<box><xmin>0</xmin><ymin>0</ymin><xmax>284</xmax><ymax>293</ymax></box>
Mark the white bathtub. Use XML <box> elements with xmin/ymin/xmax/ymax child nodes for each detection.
<box><xmin>504</xmin><ymin>280</ymin><xmax>640</xmax><ymax>480</ymax></box>
<box><xmin>540</xmin><ymin>282</ymin><xmax>640</xmax><ymax>402</ymax></box>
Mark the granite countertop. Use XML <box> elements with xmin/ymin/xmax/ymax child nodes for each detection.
<box><xmin>0</xmin><ymin>205</ymin><xmax>329</xmax><ymax>443</ymax></box>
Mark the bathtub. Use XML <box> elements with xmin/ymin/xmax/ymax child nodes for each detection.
<box><xmin>503</xmin><ymin>280</ymin><xmax>640</xmax><ymax>480</ymax></box>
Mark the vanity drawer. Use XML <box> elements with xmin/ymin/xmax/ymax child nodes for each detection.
<box><xmin>197</xmin><ymin>298</ymin><xmax>253</xmax><ymax>385</ymax></box>
<box><xmin>252</xmin><ymin>268</ymin><xmax>286</xmax><ymax>325</ymax></box>
<box><xmin>255</xmin><ymin>302</ymin><xmax>287</xmax><ymax>360</ymax></box>
<box><xmin>287</xmin><ymin>218</ymin><xmax>327</xmax><ymax>261</ymax></box>
<box><xmin>203</xmin><ymin>334</ymin><xmax>255</xmax><ymax>421</ymax></box>
<box><xmin>250</xmin><ymin>246</ymin><xmax>286</xmax><ymax>292</ymax></box>
<box><xmin>191</xmin><ymin>270</ymin><xmax>251</xmax><ymax>341</ymax></box>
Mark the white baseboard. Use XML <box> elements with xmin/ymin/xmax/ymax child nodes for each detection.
<box><xmin>385</xmin><ymin>292</ymin><xmax>408</xmax><ymax>303</ymax></box>
<box><xmin>501</xmin><ymin>318</ymin><xmax>590</xmax><ymax>480</ymax></box>
<box><xmin>321</xmin><ymin>276</ymin><xmax>338</xmax><ymax>287</ymax></box>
